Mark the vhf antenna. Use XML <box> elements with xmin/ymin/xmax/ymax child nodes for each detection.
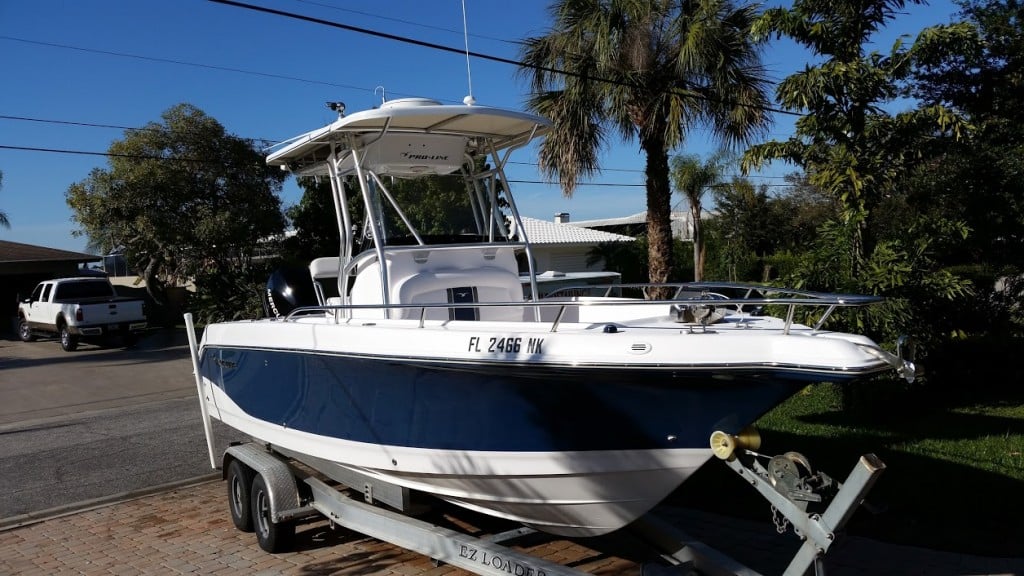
<box><xmin>461</xmin><ymin>0</ymin><xmax>475</xmax><ymax>106</ymax></box>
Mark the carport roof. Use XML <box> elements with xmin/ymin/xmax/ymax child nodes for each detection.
<box><xmin>0</xmin><ymin>240</ymin><xmax>100</xmax><ymax>264</ymax></box>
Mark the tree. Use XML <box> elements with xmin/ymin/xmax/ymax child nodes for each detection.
<box><xmin>703</xmin><ymin>173</ymin><xmax>837</xmax><ymax>281</ymax></box>
<box><xmin>0</xmin><ymin>170</ymin><xmax>9</xmax><ymax>229</ymax></box>
<box><xmin>907</xmin><ymin>0</ymin><xmax>1024</xmax><ymax>271</ymax></box>
<box><xmin>279</xmin><ymin>177</ymin><xmax>343</xmax><ymax>266</ymax></box>
<box><xmin>670</xmin><ymin>153</ymin><xmax>728</xmax><ymax>281</ymax></box>
<box><xmin>519</xmin><ymin>0</ymin><xmax>771</xmax><ymax>293</ymax></box>
<box><xmin>743</xmin><ymin>0</ymin><xmax>972</xmax><ymax>273</ymax></box>
<box><xmin>66</xmin><ymin>104</ymin><xmax>286</xmax><ymax>321</ymax></box>
<box><xmin>737</xmin><ymin>2</ymin><xmax>978</xmax><ymax>410</ymax></box>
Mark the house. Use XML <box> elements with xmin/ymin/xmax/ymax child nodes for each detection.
<box><xmin>518</xmin><ymin>215</ymin><xmax>634</xmax><ymax>296</ymax></box>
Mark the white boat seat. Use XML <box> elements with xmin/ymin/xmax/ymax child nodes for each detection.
<box><xmin>309</xmin><ymin>257</ymin><xmax>342</xmax><ymax>280</ymax></box>
<box><xmin>309</xmin><ymin>257</ymin><xmax>342</xmax><ymax>305</ymax></box>
<box><xmin>346</xmin><ymin>246</ymin><xmax>525</xmax><ymax>321</ymax></box>
<box><xmin>394</xmin><ymin>267</ymin><xmax>524</xmax><ymax>321</ymax></box>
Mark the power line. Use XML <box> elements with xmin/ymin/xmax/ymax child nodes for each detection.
<box><xmin>4</xmin><ymin>1</ymin><xmax>803</xmax><ymax>129</ymax></box>
<box><xmin>207</xmin><ymin>0</ymin><xmax>803</xmax><ymax>118</ymax></box>
<box><xmin>509</xmin><ymin>178</ymin><xmax>791</xmax><ymax>188</ymax></box>
<box><xmin>291</xmin><ymin>0</ymin><xmax>522</xmax><ymax>46</ymax></box>
<box><xmin>0</xmin><ymin>144</ymin><xmax>215</xmax><ymax>164</ymax></box>
<box><xmin>0</xmin><ymin>114</ymin><xmax>281</xmax><ymax>145</ymax></box>
<box><xmin>1</xmin><ymin>114</ymin><xmax>148</xmax><ymax>134</ymax></box>
<box><xmin>0</xmin><ymin>35</ymin><xmax>425</xmax><ymax>98</ymax></box>
<box><xmin>506</xmin><ymin>160</ymin><xmax>792</xmax><ymax>179</ymax></box>
<box><xmin>2</xmin><ymin>113</ymin><xmax>790</xmax><ymax>180</ymax></box>
<box><xmin>0</xmin><ymin>144</ymin><xmax>795</xmax><ymax>187</ymax></box>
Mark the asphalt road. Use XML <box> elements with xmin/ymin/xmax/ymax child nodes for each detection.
<box><xmin>0</xmin><ymin>329</ymin><xmax>247</xmax><ymax>521</ymax></box>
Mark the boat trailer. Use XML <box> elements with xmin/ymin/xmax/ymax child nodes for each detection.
<box><xmin>216</xmin><ymin>434</ymin><xmax>882</xmax><ymax>576</ymax></box>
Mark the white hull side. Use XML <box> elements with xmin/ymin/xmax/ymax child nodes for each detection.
<box><xmin>207</xmin><ymin>383</ymin><xmax>708</xmax><ymax>536</ymax></box>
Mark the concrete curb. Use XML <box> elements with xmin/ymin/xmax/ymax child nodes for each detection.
<box><xmin>0</xmin><ymin>473</ymin><xmax>220</xmax><ymax>532</ymax></box>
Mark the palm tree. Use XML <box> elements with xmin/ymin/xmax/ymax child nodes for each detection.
<box><xmin>519</xmin><ymin>0</ymin><xmax>770</xmax><ymax>292</ymax></box>
<box><xmin>670</xmin><ymin>153</ymin><xmax>727</xmax><ymax>281</ymax></box>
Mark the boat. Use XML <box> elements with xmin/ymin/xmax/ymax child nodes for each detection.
<box><xmin>193</xmin><ymin>96</ymin><xmax>915</xmax><ymax>538</ymax></box>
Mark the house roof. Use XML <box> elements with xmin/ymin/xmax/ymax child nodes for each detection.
<box><xmin>571</xmin><ymin>211</ymin><xmax>695</xmax><ymax>241</ymax></box>
<box><xmin>519</xmin><ymin>217</ymin><xmax>633</xmax><ymax>245</ymax></box>
<box><xmin>0</xmin><ymin>240</ymin><xmax>100</xmax><ymax>264</ymax></box>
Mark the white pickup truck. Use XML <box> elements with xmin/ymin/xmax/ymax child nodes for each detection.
<box><xmin>17</xmin><ymin>277</ymin><xmax>148</xmax><ymax>351</ymax></box>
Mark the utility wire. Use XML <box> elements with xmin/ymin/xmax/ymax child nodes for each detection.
<box><xmin>207</xmin><ymin>0</ymin><xmax>803</xmax><ymax>118</ymax></box>
<box><xmin>0</xmin><ymin>114</ymin><xmax>282</xmax><ymax>144</ymax></box>
<box><xmin>1</xmin><ymin>115</ymin><xmax>793</xmax><ymax>180</ymax></box>
<box><xmin>0</xmin><ymin>35</ymin><xmax>418</xmax><ymax>96</ymax></box>
<box><xmin>0</xmin><ymin>114</ymin><xmax>141</xmax><ymax>133</ymax></box>
<box><xmin>291</xmin><ymin>0</ymin><xmax>521</xmax><ymax>45</ymax></box>
<box><xmin>0</xmin><ymin>144</ymin><xmax>218</xmax><ymax>164</ymax></box>
<box><xmin>0</xmin><ymin>144</ymin><xmax>793</xmax><ymax>186</ymax></box>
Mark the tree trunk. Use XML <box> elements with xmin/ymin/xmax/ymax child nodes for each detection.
<box><xmin>641</xmin><ymin>134</ymin><xmax>674</xmax><ymax>299</ymax></box>
<box><xmin>691</xmin><ymin>204</ymin><xmax>703</xmax><ymax>282</ymax></box>
<box><xmin>143</xmin><ymin>255</ymin><xmax>167</xmax><ymax>306</ymax></box>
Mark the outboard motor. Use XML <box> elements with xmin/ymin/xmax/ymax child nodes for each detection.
<box><xmin>264</xmin><ymin>267</ymin><xmax>317</xmax><ymax>318</ymax></box>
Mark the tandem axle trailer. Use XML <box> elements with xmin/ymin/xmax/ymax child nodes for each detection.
<box><xmin>210</xmin><ymin>440</ymin><xmax>883</xmax><ymax>576</ymax></box>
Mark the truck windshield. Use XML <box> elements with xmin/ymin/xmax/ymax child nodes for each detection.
<box><xmin>54</xmin><ymin>280</ymin><xmax>114</xmax><ymax>301</ymax></box>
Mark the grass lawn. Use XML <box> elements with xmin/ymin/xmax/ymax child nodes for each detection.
<box><xmin>672</xmin><ymin>382</ymin><xmax>1024</xmax><ymax>557</ymax></box>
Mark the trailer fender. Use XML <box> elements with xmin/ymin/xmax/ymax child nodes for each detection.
<box><xmin>223</xmin><ymin>444</ymin><xmax>301</xmax><ymax>523</ymax></box>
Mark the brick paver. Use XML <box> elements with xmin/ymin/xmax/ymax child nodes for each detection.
<box><xmin>2</xmin><ymin>479</ymin><xmax>1022</xmax><ymax>575</ymax></box>
<box><xmin>0</xmin><ymin>480</ymin><xmax>641</xmax><ymax>575</ymax></box>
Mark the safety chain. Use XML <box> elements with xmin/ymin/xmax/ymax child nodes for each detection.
<box><xmin>771</xmin><ymin>505</ymin><xmax>790</xmax><ymax>534</ymax></box>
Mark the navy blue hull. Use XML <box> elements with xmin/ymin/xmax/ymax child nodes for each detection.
<box><xmin>201</xmin><ymin>347</ymin><xmax>812</xmax><ymax>452</ymax></box>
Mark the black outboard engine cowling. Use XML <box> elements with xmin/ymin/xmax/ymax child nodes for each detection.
<box><xmin>264</xmin><ymin>267</ymin><xmax>317</xmax><ymax>318</ymax></box>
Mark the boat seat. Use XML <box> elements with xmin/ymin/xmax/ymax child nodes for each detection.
<box><xmin>348</xmin><ymin>247</ymin><xmax>525</xmax><ymax>321</ymax></box>
<box><xmin>309</xmin><ymin>257</ymin><xmax>342</xmax><ymax>305</ymax></box>
<box><xmin>394</xmin><ymin>267</ymin><xmax>524</xmax><ymax>321</ymax></box>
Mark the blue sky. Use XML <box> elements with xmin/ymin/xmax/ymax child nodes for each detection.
<box><xmin>1</xmin><ymin>0</ymin><xmax>960</xmax><ymax>253</ymax></box>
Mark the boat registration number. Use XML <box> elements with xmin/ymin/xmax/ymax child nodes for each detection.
<box><xmin>467</xmin><ymin>336</ymin><xmax>543</xmax><ymax>354</ymax></box>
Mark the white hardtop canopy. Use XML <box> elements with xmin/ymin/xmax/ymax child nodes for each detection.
<box><xmin>266</xmin><ymin>98</ymin><xmax>551</xmax><ymax>176</ymax></box>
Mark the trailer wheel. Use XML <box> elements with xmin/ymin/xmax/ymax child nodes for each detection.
<box><xmin>226</xmin><ymin>460</ymin><xmax>255</xmax><ymax>532</ymax></box>
<box><xmin>251</xmin><ymin>474</ymin><xmax>295</xmax><ymax>553</ymax></box>
<box><xmin>59</xmin><ymin>323</ymin><xmax>79</xmax><ymax>352</ymax></box>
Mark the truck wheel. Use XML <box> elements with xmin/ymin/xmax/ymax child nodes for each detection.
<box><xmin>251</xmin><ymin>474</ymin><xmax>295</xmax><ymax>553</ymax></box>
<box><xmin>19</xmin><ymin>318</ymin><xmax>36</xmax><ymax>342</ymax></box>
<box><xmin>226</xmin><ymin>460</ymin><xmax>255</xmax><ymax>532</ymax></box>
<box><xmin>59</xmin><ymin>324</ymin><xmax>79</xmax><ymax>352</ymax></box>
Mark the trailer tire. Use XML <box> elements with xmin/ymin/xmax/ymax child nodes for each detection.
<box><xmin>251</xmin><ymin>473</ymin><xmax>295</xmax><ymax>553</ymax></box>
<box><xmin>226</xmin><ymin>460</ymin><xmax>255</xmax><ymax>532</ymax></box>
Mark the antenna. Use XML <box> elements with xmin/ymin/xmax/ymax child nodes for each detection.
<box><xmin>326</xmin><ymin>101</ymin><xmax>346</xmax><ymax>118</ymax></box>
<box><xmin>375</xmin><ymin>85</ymin><xmax>387</xmax><ymax>105</ymax></box>
<box><xmin>461</xmin><ymin>0</ymin><xmax>475</xmax><ymax>106</ymax></box>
